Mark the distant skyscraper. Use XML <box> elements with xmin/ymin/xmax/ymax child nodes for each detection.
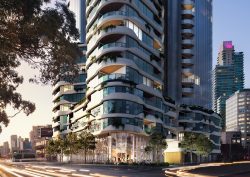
<box><xmin>233</xmin><ymin>52</ymin><xmax>244</xmax><ymax>91</ymax></box>
<box><xmin>166</xmin><ymin>0</ymin><xmax>212</xmax><ymax>108</ymax></box>
<box><xmin>10</xmin><ymin>135</ymin><xmax>18</xmax><ymax>152</ymax></box>
<box><xmin>212</xmin><ymin>41</ymin><xmax>245</xmax><ymax>128</ymax></box>
<box><xmin>1</xmin><ymin>141</ymin><xmax>10</xmax><ymax>157</ymax></box>
<box><xmin>226</xmin><ymin>89</ymin><xmax>250</xmax><ymax>147</ymax></box>
<box><xmin>67</xmin><ymin>0</ymin><xmax>86</xmax><ymax>43</ymax></box>
<box><xmin>23</xmin><ymin>138</ymin><xmax>32</xmax><ymax>150</ymax></box>
<box><xmin>17</xmin><ymin>136</ymin><xmax>23</xmax><ymax>150</ymax></box>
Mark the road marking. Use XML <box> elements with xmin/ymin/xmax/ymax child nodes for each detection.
<box><xmin>90</xmin><ymin>173</ymin><xmax>117</xmax><ymax>177</ymax></box>
<box><xmin>0</xmin><ymin>164</ymin><xmax>23</xmax><ymax>177</ymax></box>
<box><xmin>25</xmin><ymin>167</ymin><xmax>68</xmax><ymax>177</ymax></box>
<box><xmin>79</xmin><ymin>169</ymin><xmax>90</xmax><ymax>172</ymax></box>
<box><xmin>32</xmin><ymin>165</ymin><xmax>60</xmax><ymax>170</ymax></box>
<box><xmin>12</xmin><ymin>168</ymin><xmax>44</xmax><ymax>177</ymax></box>
<box><xmin>72</xmin><ymin>174</ymin><xmax>93</xmax><ymax>177</ymax></box>
<box><xmin>25</xmin><ymin>168</ymin><xmax>55</xmax><ymax>177</ymax></box>
<box><xmin>46</xmin><ymin>169</ymin><xmax>56</xmax><ymax>173</ymax></box>
<box><xmin>59</xmin><ymin>169</ymin><xmax>76</xmax><ymax>173</ymax></box>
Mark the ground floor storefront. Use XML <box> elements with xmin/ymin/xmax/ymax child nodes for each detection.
<box><xmin>67</xmin><ymin>132</ymin><xmax>162</xmax><ymax>163</ymax></box>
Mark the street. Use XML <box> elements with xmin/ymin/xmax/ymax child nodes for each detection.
<box><xmin>0</xmin><ymin>161</ymin><xmax>166</xmax><ymax>177</ymax></box>
<box><xmin>165</xmin><ymin>161</ymin><xmax>250</xmax><ymax>177</ymax></box>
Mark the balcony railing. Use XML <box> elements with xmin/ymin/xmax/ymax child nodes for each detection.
<box><xmin>99</xmin><ymin>73</ymin><xmax>129</xmax><ymax>83</ymax></box>
<box><xmin>100</xmin><ymin>42</ymin><xmax>126</xmax><ymax>50</ymax></box>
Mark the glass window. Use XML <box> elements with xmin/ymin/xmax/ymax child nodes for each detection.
<box><xmin>103</xmin><ymin>100</ymin><xmax>143</xmax><ymax>115</ymax></box>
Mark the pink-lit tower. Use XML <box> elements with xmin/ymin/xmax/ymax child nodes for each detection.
<box><xmin>212</xmin><ymin>41</ymin><xmax>244</xmax><ymax>129</ymax></box>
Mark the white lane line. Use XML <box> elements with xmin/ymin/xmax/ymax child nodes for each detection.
<box><xmin>72</xmin><ymin>174</ymin><xmax>93</xmax><ymax>177</ymax></box>
<box><xmin>59</xmin><ymin>169</ymin><xmax>76</xmax><ymax>173</ymax></box>
<box><xmin>12</xmin><ymin>168</ymin><xmax>44</xmax><ymax>177</ymax></box>
<box><xmin>31</xmin><ymin>165</ymin><xmax>75</xmax><ymax>172</ymax></box>
<box><xmin>46</xmin><ymin>169</ymin><xmax>56</xmax><ymax>173</ymax></box>
<box><xmin>0</xmin><ymin>164</ymin><xmax>23</xmax><ymax>177</ymax></box>
<box><xmin>25</xmin><ymin>167</ymin><xmax>68</xmax><ymax>177</ymax></box>
<box><xmin>79</xmin><ymin>169</ymin><xmax>90</xmax><ymax>172</ymax></box>
<box><xmin>25</xmin><ymin>168</ymin><xmax>55</xmax><ymax>177</ymax></box>
<box><xmin>32</xmin><ymin>165</ymin><xmax>60</xmax><ymax>170</ymax></box>
<box><xmin>90</xmin><ymin>173</ymin><xmax>117</xmax><ymax>177</ymax></box>
<box><xmin>59</xmin><ymin>167</ymin><xmax>77</xmax><ymax>172</ymax></box>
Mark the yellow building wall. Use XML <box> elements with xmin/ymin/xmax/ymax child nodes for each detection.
<box><xmin>164</xmin><ymin>152</ymin><xmax>184</xmax><ymax>164</ymax></box>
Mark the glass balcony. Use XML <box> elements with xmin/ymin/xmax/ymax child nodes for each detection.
<box><xmin>99</xmin><ymin>73</ymin><xmax>129</xmax><ymax>83</ymax></box>
<box><xmin>100</xmin><ymin>42</ymin><xmax>126</xmax><ymax>50</ymax></box>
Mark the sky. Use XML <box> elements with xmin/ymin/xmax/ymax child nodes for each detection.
<box><xmin>0</xmin><ymin>0</ymin><xmax>250</xmax><ymax>144</ymax></box>
<box><xmin>213</xmin><ymin>0</ymin><xmax>250</xmax><ymax>80</ymax></box>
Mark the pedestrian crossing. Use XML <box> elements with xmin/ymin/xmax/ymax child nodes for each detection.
<box><xmin>0</xmin><ymin>164</ymin><xmax>97</xmax><ymax>177</ymax></box>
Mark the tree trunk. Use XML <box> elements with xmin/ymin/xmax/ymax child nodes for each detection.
<box><xmin>84</xmin><ymin>149</ymin><xmax>87</xmax><ymax>164</ymax></box>
<box><xmin>156</xmin><ymin>150</ymin><xmax>159</xmax><ymax>163</ymax></box>
<box><xmin>190</xmin><ymin>151</ymin><xmax>193</xmax><ymax>164</ymax></box>
<box><xmin>61</xmin><ymin>149</ymin><xmax>63</xmax><ymax>162</ymax></box>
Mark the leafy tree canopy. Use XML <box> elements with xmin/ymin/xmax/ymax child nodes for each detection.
<box><xmin>180</xmin><ymin>132</ymin><xmax>213</xmax><ymax>157</ymax></box>
<box><xmin>144</xmin><ymin>132</ymin><xmax>167</xmax><ymax>162</ymax></box>
<box><xmin>0</xmin><ymin>0</ymin><xmax>81</xmax><ymax>132</ymax></box>
<box><xmin>77</xmin><ymin>131</ymin><xmax>96</xmax><ymax>151</ymax></box>
<box><xmin>77</xmin><ymin>131</ymin><xmax>96</xmax><ymax>163</ymax></box>
<box><xmin>195</xmin><ymin>133</ymin><xmax>213</xmax><ymax>156</ymax></box>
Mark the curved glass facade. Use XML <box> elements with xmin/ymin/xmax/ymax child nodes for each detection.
<box><xmin>103</xmin><ymin>100</ymin><xmax>143</xmax><ymax>115</ymax></box>
<box><xmin>72</xmin><ymin>0</ymin><xmax>170</xmax><ymax>162</ymax></box>
<box><xmin>52</xmin><ymin>43</ymin><xmax>87</xmax><ymax>136</ymax></box>
<box><xmin>67</xmin><ymin>0</ymin><xmax>221</xmax><ymax>163</ymax></box>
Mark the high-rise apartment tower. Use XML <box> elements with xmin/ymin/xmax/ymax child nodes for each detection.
<box><xmin>52</xmin><ymin>0</ymin><xmax>87</xmax><ymax>137</ymax></box>
<box><xmin>166</xmin><ymin>0</ymin><xmax>212</xmax><ymax>108</ymax></box>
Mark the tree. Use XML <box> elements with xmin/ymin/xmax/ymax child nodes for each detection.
<box><xmin>50</xmin><ymin>136</ymin><xmax>67</xmax><ymax>162</ymax></box>
<box><xmin>145</xmin><ymin>133</ymin><xmax>167</xmax><ymax>163</ymax></box>
<box><xmin>46</xmin><ymin>139</ymin><xmax>57</xmax><ymax>156</ymax></box>
<box><xmin>144</xmin><ymin>145</ymin><xmax>153</xmax><ymax>161</ymax></box>
<box><xmin>195</xmin><ymin>133</ymin><xmax>213</xmax><ymax>157</ymax></box>
<box><xmin>180</xmin><ymin>132</ymin><xmax>213</xmax><ymax>163</ymax></box>
<box><xmin>45</xmin><ymin>139</ymin><xmax>60</xmax><ymax>161</ymax></box>
<box><xmin>144</xmin><ymin>146</ymin><xmax>153</xmax><ymax>154</ymax></box>
<box><xmin>77</xmin><ymin>131</ymin><xmax>96</xmax><ymax>164</ymax></box>
<box><xmin>0</xmin><ymin>0</ymin><xmax>81</xmax><ymax>132</ymax></box>
<box><xmin>180</xmin><ymin>132</ymin><xmax>197</xmax><ymax>163</ymax></box>
<box><xmin>64</xmin><ymin>132</ymin><xmax>79</xmax><ymax>162</ymax></box>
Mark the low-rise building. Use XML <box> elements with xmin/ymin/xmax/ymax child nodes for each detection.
<box><xmin>226</xmin><ymin>89</ymin><xmax>250</xmax><ymax>147</ymax></box>
<box><xmin>221</xmin><ymin>131</ymin><xmax>241</xmax><ymax>144</ymax></box>
<box><xmin>30</xmin><ymin>125</ymin><xmax>52</xmax><ymax>150</ymax></box>
<box><xmin>221</xmin><ymin>131</ymin><xmax>244</xmax><ymax>161</ymax></box>
<box><xmin>164</xmin><ymin>105</ymin><xmax>221</xmax><ymax>164</ymax></box>
<box><xmin>29</xmin><ymin>125</ymin><xmax>52</xmax><ymax>158</ymax></box>
<box><xmin>35</xmin><ymin>139</ymin><xmax>49</xmax><ymax>159</ymax></box>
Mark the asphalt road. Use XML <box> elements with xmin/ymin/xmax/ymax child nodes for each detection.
<box><xmin>0</xmin><ymin>161</ymin><xmax>166</xmax><ymax>177</ymax></box>
<box><xmin>225</xmin><ymin>172</ymin><xmax>250</xmax><ymax>177</ymax></box>
<box><xmin>187</xmin><ymin>162</ymin><xmax>250</xmax><ymax>177</ymax></box>
<box><xmin>163</xmin><ymin>161</ymin><xmax>250</xmax><ymax>177</ymax></box>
